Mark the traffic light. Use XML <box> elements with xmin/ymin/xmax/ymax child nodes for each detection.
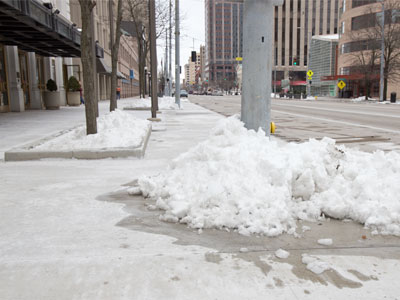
<box><xmin>191</xmin><ymin>51</ymin><xmax>196</xmax><ymax>62</ymax></box>
<box><xmin>293</xmin><ymin>57</ymin><xmax>298</xmax><ymax>66</ymax></box>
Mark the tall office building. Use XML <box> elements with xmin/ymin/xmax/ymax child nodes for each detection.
<box><xmin>204</xmin><ymin>0</ymin><xmax>243</xmax><ymax>87</ymax></box>
<box><xmin>205</xmin><ymin>0</ymin><xmax>340</xmax><ymax>90</ymax></box>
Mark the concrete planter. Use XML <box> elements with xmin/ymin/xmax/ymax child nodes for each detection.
<box><xmin>67</xmin><ymin>91</ymin><xmax>81</xmax><ymax>106</ymax></box>
<box><xmin>43</xmin><ymin>91</ymin><xmax>61</xmax><ymax>110</ymax></box>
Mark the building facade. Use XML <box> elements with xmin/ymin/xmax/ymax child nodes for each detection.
<box><xmin>338</xmin><ymin>0</ymin><xmax>400</xmax><ymax>98</ymax></box>
<box><xmin>308</xmin><ymin>35</ymin><xmax>339</xmax><ymax>96</ymax></box>
<box><xmin>0</xmin><ymin>0</ymin><xmax>80</xmax><ymax>113</ymax></box>
<box><xmin>205</xmin><ymin>0</ymin><xmax>243</xmax><ymax>88</ymax></box>
<box><xmin>205</xmin><ymin>0</ymin><xmax>340</xmax><ymax>92</ymax></box>
<box><xmin>70</xmin><ymin>0</ymin><xmax>140</xmax><ymax>101</ymax></box>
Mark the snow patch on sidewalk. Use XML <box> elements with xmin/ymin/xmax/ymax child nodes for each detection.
<box><xmin>302</xmin><ymin>254</ymin><xmax>331</xmax><ymax>274</ymax></box>
<box><xmin>123</xmin><ymin>97</ymin><xmax>180</xmax><ymax>110</ymax></box>
<box><xmin>34</xmin><ymin>109</ymin><xmax>150</xmax><ymax>150</ymax></box>
<box><xmin>275</xmin><ymin>249</ymin><xmax>290</xmax><ymax>259</ymax></box>
<box><xmin>139</xmin><ymin>116</ymin><xmax>400</xmax><ymax>237</ymax></box>
<box><xmin>318</xmin><ymin>238</ymin><xmax>333</xmax><ymax>246</ymax></box>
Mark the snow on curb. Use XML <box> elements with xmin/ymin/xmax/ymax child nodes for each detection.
<box><xmin>5</xmin><ymin>110</ymin><xmax>152</xmax><ymax>161</ymax></box>
<box><xmin>139</xmin><ymin>116</ymin><xmax>400</xmax><ymax>237</ymax></box>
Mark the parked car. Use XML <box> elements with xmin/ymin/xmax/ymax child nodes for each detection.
<box><xmin>180</xmin><ymin>90</ymin><xmax>188</xmax><ymax>97</ymax></box>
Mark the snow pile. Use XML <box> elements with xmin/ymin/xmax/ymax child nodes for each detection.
<box><xmin>275</xmin><ymin>249</ymin><xmax>290</xmax><ymax>259</ymax></box>
<box><xmin>352</xmin><ymin>96</ymin><xmax>377</xmax><ymax>102</ymax></box>
<box><xmin>139</xmin><ymin>116</ymin><xmax>400</xmax><ymax>237</ymax></box>
<box><xmin>35</xmin><ymin>109</ymin><xmax>150</xmax><ymax>150</ymax></box>
<box><xmin>124</xmin><ymin>97</ymin><xmax>179</xmax><ymax>110</ymax></box>
<box><xmin>303</xmin><ymin>96</ymin><xmax>316</xmax><ymax>101</ymax></box>
<box><xmin>302</xmin><ymin>254</ymin><xmax>331</xmax><ymax>274</ymax></box>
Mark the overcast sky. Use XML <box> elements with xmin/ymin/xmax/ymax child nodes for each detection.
<box><xmin>180</xmin><ymin>0</ymin><xmax>205</xmax><ymax>66</ymax></box>
<box><xmin>157</xmin><ymin>0</ymin><xmax>205</xmax><ymax>73</ymax></box>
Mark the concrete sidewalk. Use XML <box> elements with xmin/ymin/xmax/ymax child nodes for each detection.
<box><xmin>1</xmin><ymin>99</ymin><xmax>400</xmax><ymax>300</ymax></box>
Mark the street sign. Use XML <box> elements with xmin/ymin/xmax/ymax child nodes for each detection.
<box><xmin>235</xmin><ymin>57</ymin><xmax>243</xmax><ymax>61</ymax></box>
<box><xmin>338</xmin><ymin>80</ymin><xmax>346</xmax><ymax>90</ymax></box>
<box><xmin>307</xmin><ymin>70</ymin><xmax>314</xmax><ymax>78</ymax></box>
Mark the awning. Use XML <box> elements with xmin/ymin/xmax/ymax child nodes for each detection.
<box><xmin>0</xmin><ymin>0</ymin><xmax>81</xmax><ymax>57</ymax></box>
<box><xmin>96</xmin><ymin>58</ymin><xmax>126</xmax><ymax>79</ymax></box>
<box><xmin>97</xmin><ymin>58</ymin><xmax>112</xmax><ymax>74</ymax></box>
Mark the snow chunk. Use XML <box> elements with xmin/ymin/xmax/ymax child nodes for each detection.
<box><xmin>275</xmin><ymin>249</ymin><xmax>290</xmax><ymax>259</ymax></box>
<box><xmin>139</xmin><ymin>116</ymin><xmax>400</xmax><ymax>237</ymax></box>
<box><xmin>239</xmin><ymin>248</ymin><xmax>249</xmax><ymax>253</ymax></box>
<box><xmin>302</xmin><ymin>254</ymin><xmax>331</xmax><ymax>274</ymax></box>
<box><xmin>318</xmin><ymin>238</ymin><xmax>333</xmax><ymax>246</ymax></box>
<box><xmin>34</xmin><ymin>109</ymin><xmax>150</xmax><ymax>150</ymax></box>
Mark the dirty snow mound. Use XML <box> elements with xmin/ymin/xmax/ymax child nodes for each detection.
<box><xmin>139</xmin><ymin>116</ymin><xmax>400</xmax><ymax>237</ymax></box>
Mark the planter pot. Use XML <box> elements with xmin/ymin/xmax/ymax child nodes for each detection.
<box><xmin>43</xmin><ymin>91</ymin><xmax>61</xmax><ymax>110</ymax></box>
<box><xmin>67</xmin><ymin>91</ymin><xmax>81</xmax><ymax>106</ymax></box>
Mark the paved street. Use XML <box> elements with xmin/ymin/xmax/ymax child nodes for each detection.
<box><xmin>190</xmin><ymin>95</ymin><xmax>400</xmax><ymax>152</ymax></box>
<box><xmin>1</xmin><ymin>99</ymin><xmax>400</xmax><ymax>299</ymax></box>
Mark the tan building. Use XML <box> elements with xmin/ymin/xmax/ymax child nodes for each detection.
<box><xmin>70</xmin><ymin>0</ymin><xmax>140</xmax><ymax>100</ymax></box>
<box><xmin>338</xmin><ymin>0</ymin><xmax>400</xmax><ymax>99</ymax></box>
<box><xmin>184</xmin><ymin>51</ymin><xmax>203</xmax><ymax>89</ymax></box>
<box><xmin>205</xmin><ymin>0</ymin><xmax>340</xmax><ymax>92</ymax></box>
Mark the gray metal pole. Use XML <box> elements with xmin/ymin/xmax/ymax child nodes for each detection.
<box><xmin>274</xmin><ymin>46</ymin><xmax>277</xmax><ymax>98</ymax></box>
<box><xmin>149</xmin><ymin>0</ymin><xmax>158</xmax><ymax>118</ymax></box>
<box><xmin>379</xmin><ymin>1</ymin><xmax>385</xmax><ymax>102</ymax></box>
<box><xmin>164</xmin><ymin>30</ymin><xmax>169</xmax><ymax>96</ymax></box>
<box><xmin>307</xmin><ymin>31</ymin><xmax>311</xmax><ymax>98</ymax></box>
<box><xmin>175</xmin><ymin>0</ymin><xmax>180</xmax><ymax>107</ymax></box>
<box><xmin>241</xmin><ymin>0</ymin><xmax>283</xmax><ymax>134</ymax></box>
<box><xmin>168</xmin><ymin>0</ymin><xmax>172</xmax><ymax>97</ymax></box>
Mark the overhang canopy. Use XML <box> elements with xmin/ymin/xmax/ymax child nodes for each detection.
<box><xmin>97</xmin><ymin>58</ymin><xmax>126</xmax><ymax>79</ymax></box>
<box><xmin>0</xmin><ymin>0</ymin><xmax>81</xmax><ymax>57</ymax></box>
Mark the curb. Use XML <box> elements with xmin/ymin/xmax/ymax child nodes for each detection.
<box><xmin>4</xmin><ymin>124</ymin><xmax>152</xmax><ymax>161</ymax></box>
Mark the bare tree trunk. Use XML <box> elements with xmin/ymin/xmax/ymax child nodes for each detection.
<box><xmin>110</xmin><ymin>0</ymin><xmax>123</xmax><ymax>111</ymax></box>
<box><xmin>78</xmin><ymin>0</ymin><xmax>97</xmax><ymax>135</ymax></box>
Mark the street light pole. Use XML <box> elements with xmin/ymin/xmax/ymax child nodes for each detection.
<box><xmin>241</xmin><ymin>0</ymin><xmax>283</xmax><ymax>134</ymax></box>
<box><xmin>274</xmin><ymin>46</ymin><xmax>277</xmax><ymax>98</ymax></box>
<box><xmin>175</xmin><ymin>0</ymin><xmax>181</xmax><ymax>108</ymax></box>
<box><xmin>168</xmin><ymin>0</ymin><xmax>172</xmax><ymax>97</ymax></box>
<box><xmin>379</xmin><ymin>0</ymin><xmax>385</xmax><ymax>102</ymax></box>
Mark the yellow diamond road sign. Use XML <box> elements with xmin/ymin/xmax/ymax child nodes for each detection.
<box><xmin>338</xmin><ymin>80</ymin><xmax>346</xmax><ymax>90</ymax></box>
<box><xmin>307</xmin><ymin>70</ymin><xmax>314</xmax><ymax>78</ymax></box>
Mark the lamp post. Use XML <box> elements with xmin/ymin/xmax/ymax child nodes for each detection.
<box><xmin>241</xmin><ymin>0</ymin><xmax>284</xmax><ymax>135</ymax></box>
<box><xmin>379</xmin><ymin>0</ymin><xmax>385</xmax><ymax>102</ymax></box>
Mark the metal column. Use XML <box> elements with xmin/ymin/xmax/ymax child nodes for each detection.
<box><xmin>241</xmin><ymin>0</ymin><xmax>283</xmax><ymax>135</ymax></box>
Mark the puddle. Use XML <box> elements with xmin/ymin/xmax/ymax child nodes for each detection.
<box><xmin>97</xmin><ymin>185</ymin><xmax>400</xmax><ymax>289</ymax></box>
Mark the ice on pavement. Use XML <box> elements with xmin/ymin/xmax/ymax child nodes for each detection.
<box><xmin>302</xmin><ymin>254</ymin><xmax>331</xmax><ymax>274</ymax></box>
<box><xmin>275</xmin><ymin>249</ymin><xmax>290</xmax><ymax>259</ymax></box>
<box><xmin>34</xmin><ymin>109</ymin><xmax>150</xmax><ymax>150</ymax></box>
<box><xmin>318</xmin><ymin>239</ymin><xmax>333</xmax><ymax>246</ymax></box>
<box><xmin>139</xmin><ymin>116</ymin><xmax>400</xmax><ymax>237</ymax></box>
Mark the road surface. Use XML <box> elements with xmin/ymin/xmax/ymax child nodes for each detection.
<box><xmin>190</xmin><ymin>95</ymin><xmax>400</xmax><ymax>152</ymax></box>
